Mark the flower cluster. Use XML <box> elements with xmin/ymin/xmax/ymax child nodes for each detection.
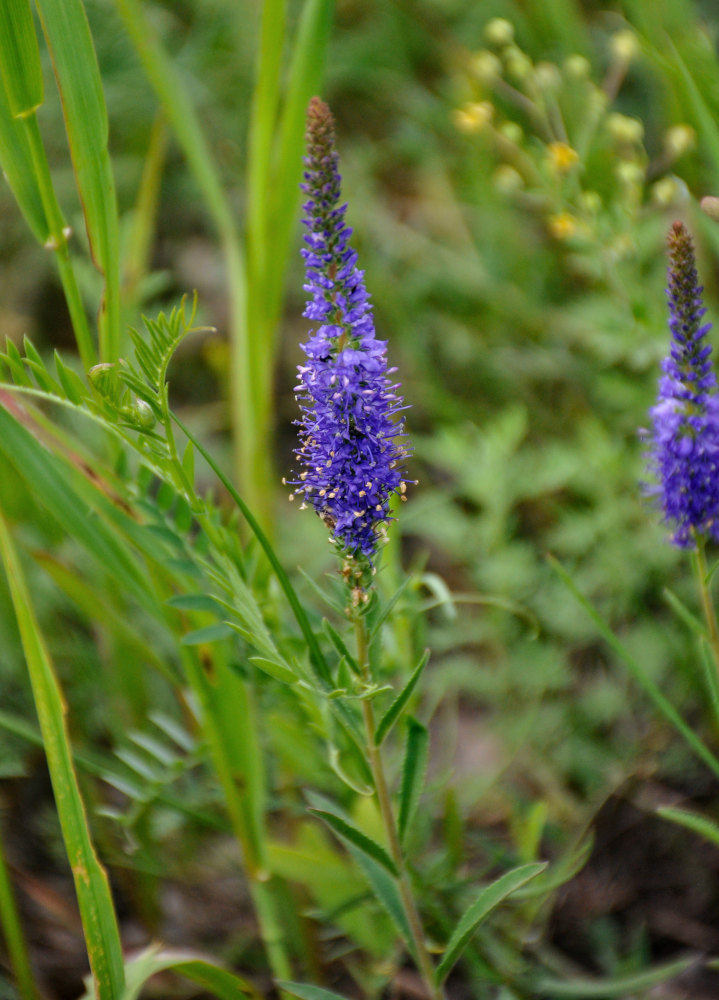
<box><xmin>288</xmin><ymin>98</ymin><xmax>410</xmax><ymax>594</ymax></box>
<box><xmin>645</xmin><ymin>221</ymin><xmax>719</xmax><ymax>547</ymax></box>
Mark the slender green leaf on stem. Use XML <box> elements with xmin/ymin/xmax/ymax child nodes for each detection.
<box><xmin>374</xmin><ymin>651</ymin><xmax>430</xmax><ymax>747</ymax></box>
<box><xmin>323</xmin><ymin>618</ymin><xmax>360</xmax><ymax>675</ymax></box>
<box><xmin>81</xmin><ymin>943</ymin><xmax>261</xmax><ymax>1000</ymax></box>
<box><xmin>0</xmin><ymin>0</ymin><xmax>43</xmax><ymax>117</ymax></box>
<box><xmin>0</xmin><ymin>509</ymin><xmax>125</xmax><ymax>1000</ymax></box>
<box><xmin>369</xmin><ymin>576</ymin><xmax>414</xmax><ymax>641</ymax></box>
<box><xmin>398</xmin><ymin>718</ymin><xmax>429</xmax><ymax>848</ymax></box>
<box><xmin>309</xmin><ymin>808</ymin><xmax>398</xmax><ymax>876</ymax></box>
<box><xmin>663</xmin><ymin>587</ymin><xmax>708</xmax><ymax>638</ymax></box>
<box><xmin>657</xmin><ymin>805</ymin><xmax>719</xmax><ymax>847</ymax></box>
<box><xmin>549</xmin><ymin>554</ymin><xmax>719</xmax><ymax>781</ymax></box>
<box><xmin>436</xmin><ymin>862</ymin><xmax>546</xmax><ymax>984</ymax></box>
<box><xmin>277</xmin><ymin>984</ymin><xmax>351</xmax><ymax>1000</ymax></box>
<box><xmin>0</xmin><ymin>816</ymin><xmax>40</xmax><ymax>1000</ymax></box>
<box><xmin>536</xmin><ymin>955</ymin><xmax>699</xmax><ymax>997</ymax></box>
<box><xmin>0</xmin><ymin>400</ymin><xmax>153</xmax><ymax>608</ymax></box>
<box><xmin>171</xmin><ymin>411</ymin><xmax>332</xmax><ymax>685</ymax></box>
<box><xmin>346</xmin><ymin>843</ymin><xmax>414</xmax><ymax>958</ymax></box>
<box><xmin>35</xmin><ymin>0</ymin><xmax>121</xmax><ymax>361</ymax></box>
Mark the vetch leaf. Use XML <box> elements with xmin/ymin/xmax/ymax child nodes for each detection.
<box><xmin>309</xmin><ymin>808</ymin><xmax>397</xmax><ymax>876</ymax></box>
<box><xmin>398</xmin><ymin>717</ymin><xmax>429</xmax><ymax>848</ymax></box>
<box><xmin>346</xmin><ymin>843</ymin><xmax>414</xmax><ymax>958</ymax></box>
<box><xmin>436</xmin><ymin>862</ymin><xmax>546</xmax><ymax>983</ymax></box>
<box><xmin>180</xmin><ymin>623</ymin><xmax>235</xmax><ymax>646</ymax></box>
<box><xmin>374</xmin><ymin>650</ymin><xmax>429</xmax><ymax>746</ymax></box>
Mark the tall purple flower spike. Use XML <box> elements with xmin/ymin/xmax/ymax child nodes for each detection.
<box><xmin>288</xmin><ymin>98</ymin><xmax>410</xmax><ymax>593</ymax></box>
<box><xmin>645</xmin><ymin>221</ymin><xmax>719</xmax><ymax>547</ymax></box>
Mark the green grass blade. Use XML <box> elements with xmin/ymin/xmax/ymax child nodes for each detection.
<box><xmin>35</xmin><ymin>0</ymin><xmax>121</xmax><ymax>360</ymax></box>
<box><xmin>0</xmin><ymin>509</ymin><xmax>125</xmax><ymax>999</ymax></box>
<box><xmin>0</xmin><ymin>0</ymin><xmax>43</xmax><ymax>117</ymax></box>
<box><xmin>398</xmin><ymin>717</ymin><xmax>429</xmax><ymax>848</ymax></box>
<box><xmin>265</xmin><ymin>0</ymin><xmax>334</xmax><ymax>324</ymax></box>
<box><xmin>0</xmin><ymin>81</ymin><xmax>46</xmax><ymax>241</ymax></box>
<box><xmin>277</xmin><ymin>985</ymin><xmax>350</xmax><ymax>1000</ymax></box>
<box><xmin>0</xmin><ymin>818</ymin><xmax>40</xmax><ymax>1000</ymax></box>
<box><xmin>657</xmin><ymin>805</ymin><xmax>719</xmax><ymax>847</ymax></box>
<box><xmin>549</xmin><ymin>555</ymin><xmax>719</xmax><ymax>782</ymax></box>
<box><xmin>536</xmin><ymin>955</ymin><xmax>698</xmax><ymax>997</ymax></box>
<box><xmin>0</xmin><ymin>399</ymin><xmax>153</xmax><ymax>606</ymax></box>
<box><xmin>436</xmin><ymin>862</ymin><xmax>546</xmax><ymax>984</ymax></box>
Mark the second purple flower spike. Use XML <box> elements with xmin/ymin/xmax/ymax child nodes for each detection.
<box><xmin>288</xmin><ymin>98</ymin><xmax>411</xmax><ymax>597</ymax></box>
<box><xmin>646</xmin><ymin>221</ymin><xmax>719</xmax><ymax>547</ymax></box>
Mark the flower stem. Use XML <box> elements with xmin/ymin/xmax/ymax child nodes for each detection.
<box><xmin>354</xmin><ymin>616</ymin><xmax>444</xmax><ymax>1000</ymax></box>
<box><xmin>693</xmin><ymin>532</ymin><xmax>719</xmax><ymax>693</ymax></box>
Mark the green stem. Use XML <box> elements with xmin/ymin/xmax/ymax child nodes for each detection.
<box><xmin>693</xmin><ymin>533</ymin><xmax>719</xmax><ymax>686</ymax></box>
<box><xmin>0</xmin><ymin>813</ymin><xmax>40</xmax><ymax>1000</ymax></box>
<box><xmin>21</xmin><ymin>112</ymin><xmax>96</xmax><ymax>370</ymax></box>
<box><xmin>354</xmin><ymin>616</ymin><xmax>444</xmax><ymax>1000</ymax></box>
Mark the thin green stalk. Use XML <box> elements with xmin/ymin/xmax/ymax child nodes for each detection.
<box><xmin>354</xmin><ymin>616</ymin><xmax>444</xmax><ymax>1000</ymax></box>
<box><xmin>180</xmin><ymin>647</ymin><xmax>293</xmax><ymax>983</ymax></box>
<box><xmin>0</xmin><ymin>815</ymin><xmax>40</xmax><ymax>1000</ymax></box>
<box><xmin>112</xmin><ymin>0</ymin><xmax>260</xmax><ymax>516</ymax></box>
<box><xmin>21</xmin><ymin>112</ymin><xmax>95</xmax><ymax>370</ymax></box>
<box><xmin>693</xmin><ymin>533</ymin><xmax>719</xmax><ymax>685</ymax></box>
<box><xmin>0</xmin><ymin>508</ymin><xmax>124</xmax><ymax>1000</ymax></box>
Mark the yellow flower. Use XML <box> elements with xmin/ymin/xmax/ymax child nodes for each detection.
<box><xmin>548</xmin><ymin>212</ymin><xmax>577</xmax><ymax>239</ymax></box>
<box><xmin>452</xmin><ymin>101</ymin><xmax>493</xmax><ymax>133</ymax></box>
<box><xmin>547</xmin><ymin>142</ymin><xmax>579</xmax><ymax>174</ymax></box>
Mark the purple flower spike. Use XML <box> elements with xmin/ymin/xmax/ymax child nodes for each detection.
<box><xmin>288</xmin><ymin>98</ymin><xmax>410</xmax><ymax>592</ymax></box>
<box><xmin>645</xmin><ymin>221</ymin><xmax>719</xmax><ymax>547</ymax></box>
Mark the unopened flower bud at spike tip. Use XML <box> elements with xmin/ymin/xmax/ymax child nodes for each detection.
<box><xmin>287</xmin><ymin>98</ymin><xmax>411</xmax><ymax>578</ymax></box>
<box><xmin>644</xmin><ymin>221</ymin><xmax>719</xmax><ymax>547</ymax></box>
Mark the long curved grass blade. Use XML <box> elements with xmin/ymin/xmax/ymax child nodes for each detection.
<box><xmin>657</xmin><ymin>805</ymin><xmax>719</xmax><ymax>847</ymax></box>
<box><xmin>549</xmin><ymin>554</ymin><xmax>719</xmax><ymax>781</ymax></box>
<box><xmin>309</xmin><ymin>808</ymin><xmax>398</xmax><ymax>876</ymax></box>
<box><xmin>535</xmin><ymin>954</ymin><xmax>699</xmax><ymax>997</ymax></box>
<box><xmin>0</xmin><ymin>82</ymin><xmax>46</xmax><ymax>241</ymax></box>
<box><xmin>436</xmin><ymin>862</ymin><xmax>546</xmax><ymax>984</ymax></box>
<box><xmin>35</xmin><ymin>0</ymin><xmax>120</xmax><ymax>360</ymax></box>
<box><xmin>0</xmin><ymin>0</ymin><xmax>43</xmax><ymax>117</ymax></box>
<box><xmin>0</xmin><ymin>509</ymin><xmax>125</xmax><ymax>1000</ymax></box>
<box><xmin>0</xmin><ymin>818</ymin><xmax>40</xmax><ymax>1000</ymax></box>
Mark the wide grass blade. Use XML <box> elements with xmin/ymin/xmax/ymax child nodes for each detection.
<box><xmin>35</xmin><ymin>0</ymin><xmax>121</xmax><ymax>360</ymax></box>
<box><xmin>0</xmin><ymin>78</ymin><xmax>45</xmax><ymax>241</ymax></box>
<box><xmin>0</xmin><ymin>0</ymin><xmax>43</xmax><ymax>117</ymax></box>
<box><xmin>0</xmin><ymin>509</ymin><xmax>125</xmax><ymax>1000</ymax></box>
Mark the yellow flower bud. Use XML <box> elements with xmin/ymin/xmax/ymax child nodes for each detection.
<box><xmin>610</xmin><ymin>29</ymin><xmax>639</xmax><ymax>63</ymax></box>
<box><xmin>452</xmin><ymin>101</ymin><xmax>494</xmax><ymax>133</ymax></box>
<box><xmin>701</xmin><ymin>195</ymin><xmax>719</xmax><ymax>222</ymax></box>
<box><xmin>534</xmin><ymin>61</ymin><xmax>561</xmax><ymax>92</ymax></box>
<box><xmin>606</xmin><ymin>112</ymin><xmax>644</xmax><ymax>145</ymax></box>
<box><xmin>615</xmin><ymin>161</ymin><xmax>644</xmax><ymax>186</ymax></box>
<box><xmin>547</xmin><ymin>142</ymin><xmax>580</xmax><ymax>174</ymax></box>
<box><xmin>504</xmin><ymin>46</ymin><xmax>532</xmax><ymax>81</ymax></box>
<box><xmin>651</xmin><ymin>176</ymin><xmax>680</xmax><ymax>206</ymax></box>
<box><xmin>663</xmin><ymin>124</ymin><xmax>695</xmax><ymax>158</ymax></box>
<box><xmin>484</xmin><ymin>17</ymin><xmax>514</xmax><ymax>47</ymax></box>
<box><xmin>498</xmin><ymin>121</ymin><xmax>523</xmax><ymax>144</ymax></box>
<box><xmin>493</xmin><ymin>164</ymin><xmax>524</xmax><ymax>193</ymax></box>
<box><xmin>470</xmin><ymin>50</ymin><xmax>502</xmax><ymax>85</ymax></box>
<box><xmin>564</xmin><ymin>54</ymin><xmax>591</xmax><ymax>79</ymax></box>
<box><xmin>548</xmin><ymin>212</ymin><xmax>577</xmax><ymax>239</ymax></box>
